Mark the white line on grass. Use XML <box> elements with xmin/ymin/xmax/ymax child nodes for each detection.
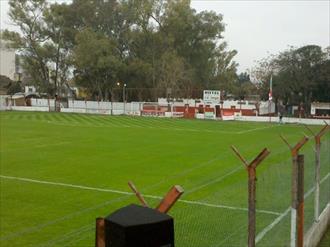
<box><xmin>43</xmin><ymin>119</ymin><xmax>238</xmax><ymax>134</ymax></box>
<box><xmin>0</xmin><ymin>175</ymin><xmax>133</xmax><ymax>195</ymax></box>
<box><xmin>178</xmin><ymin>199</ymin><xmax>281</xmax><ymax>216</ymax></box>
<box><xmin>37</xmin><ymin>224</ymin><xmax>93</xmax><ymax>247</ymax></box>
<box><xmin>237</xmin><ymin>124</ymin><xmax>278</xmax><ymax>134</ymax></box>
<box><xmin>185</xmin><ymin>165</ymin><xmax>242</xmax><ymax>194</ymax></box>
<box><xmin>255</xmin><ymin>172</ymin><xmax>330</xmax><ymax>244</ymax></box>
<box><xmin>0</xmin><ymin>193</ymin><xmax>131</xmax><ymax>241</ymax></box>
<box><xmin>255</xmin><ymin>207</ymin><xmax>291</xmax><ymax>244</ymax></box>
<box><xmin>0</xmin><ymin>174</ymin><xmax>281</xmax><ymax>216</ymax></box>
<box><xmin>46</xmin><ymin>114</ymin><xmax>286</xmax><ymax>135</ymax></box>
<box><xmin>1</xmin><ymin>142</ymin><xmax>72</xmax><ymax>152</ymax></box>
<box><xmin>184</xmin><ymin>147</ymin><xmax>290</xmax><ymax>196</ymax></box>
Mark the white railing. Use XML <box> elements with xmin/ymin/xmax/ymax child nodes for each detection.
<box><xmin>2</xmin><ymin>97</ymin><xmax>329</xmax><ymax>125</ymax></box>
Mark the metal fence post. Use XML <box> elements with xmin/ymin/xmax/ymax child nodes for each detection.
<box><xmin>48</xmin><ymin>96</ymin><xmax>50</xmax><ymax>112</ymax></box>
<box><xmin>280</xmin><ymin>135</ymin><xmax>308</xmax><ymax>247</ymax></box>
<box><xmin>297</xmin><ymin>154</ymin><xmax>304</xmax><ymax>247</ymax></box>
<box><xmin>231</xmin><ymin>146</ymin><xmax>270</xmax><ymax>247</ymax></box>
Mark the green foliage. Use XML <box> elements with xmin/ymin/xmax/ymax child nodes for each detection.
<box><xmin>6</xmin><ymin>81</ymin><xmax>23</xmax><ymax>95</ymax></box>
<box><xmin>3</xmin><ymin>0</ymin><xmax>238</xmax><ymax>100</ymax></box>
<box><xmin>4</xmin><ymin>0</ymin><xmax>328</xmax><ymax>103</ymax></box>
<box><xmin>65</xmin><ymin>0</ymin><xmax>239</xmax><ymax>100</ymax></box>
<box><xmin>234</xmin><ymin>72</ymin><xmax>256</xmax><ymax>100</ymax></box>
<box><xmin>73</xmin><ymin>28</ymin><xmax>123</xmax><ymax>100</ymax></box>
<box><xmin>0</xmin><ymin>75</ymin><xmax>22</xmax><ymax>94</ymax></box>
<box><xmin>0</xmin><ymin>75</ymin><xmax>14</xmax><ymax>88</ymax></box>
<box><xmin>161</xmin><ymin>1</ymin><xmax>228</xmax><ymax>87</ymax></box>
<box><xmin>2</xmin><ymin>0</ymin><xmax>72</xmax><ymax>95</ymax></box>
<box><xmin>252</xmin><ymin>45</ymin><xmax>329</xmax><ymax>110</ymax></box>
<box><xmin>3</xmin><ymin>0</ymin><xmax>50</xmax><ymax>90</ymax></box>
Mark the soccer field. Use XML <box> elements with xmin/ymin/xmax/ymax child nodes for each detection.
<box><xmin>0</xmin><ymin>111</ymin><xmax>329</xmax><ymax>247</ymax></box>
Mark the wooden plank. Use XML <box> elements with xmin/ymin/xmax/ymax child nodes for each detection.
<box><xmin>95</xmin><ymin>218</ymin><xmax>105</xmax><ymax>247</ymax></box>
<box><xmin>156</xmin><ymin>185</ymin><xmax>184</xmax><ymax>213</ymax></box>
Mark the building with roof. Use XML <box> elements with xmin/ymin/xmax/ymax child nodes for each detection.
<box><xmin>0</xmin><ymin>40</ymin><xmax>16</xmax><ymax>80</ymax></box>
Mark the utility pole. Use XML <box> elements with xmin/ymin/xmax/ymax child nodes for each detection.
<box><xmin>117</xmin><ymin>82</ymin><xmax>126</xmax><ymax>114</ymax></box>
<box><xmin>123</xmin><ymin>83</ymin><xmax>126</xmax><ymax>114</ymax></box>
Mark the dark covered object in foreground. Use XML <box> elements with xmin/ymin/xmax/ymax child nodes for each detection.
<box><xmin>104</xmin><ymin>204</ymin><xmax>174</xmax><ymax>247</ymax></box>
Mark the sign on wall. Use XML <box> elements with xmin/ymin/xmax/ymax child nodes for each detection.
<box><xmin>203</xmin><ymin>90</ymin><xmax>221</xmax><ymax>104</ymax></box>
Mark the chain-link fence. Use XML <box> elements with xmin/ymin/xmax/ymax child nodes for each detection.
<box><xmin>0</xmin><ymin>104</ymin><xmax>329</xmax><ymax>247</ymax></box>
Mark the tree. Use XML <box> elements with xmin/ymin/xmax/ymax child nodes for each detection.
<box><xmin>210</xmin><ymin>45</ymin><xmax>238</xmax><ymax>93</ymax></box>
<box><xmin>157</xmin><ymin>50</ymin><xmax>193</xmax><ymax>98</ymax></box>
<box><xmin>2</xmin><ymin>0</ymin><xmax>51</xmax><ymax>92</ymax></box>
<box><xmin>0</xmin><ymin>75</ymin><xmax>22</xmax><ymax>94</ymax></box>
<box><xmin>73</xmin><ymin>28</ymin><xmax>122</xmax><ymax>100</ymax></box>
<box><xmin>64</xmin><ymin>0</ymin><xmax>155</xmax><ymax>99</ymax></box>
<box><xmin>2</xmin><ymin>0</ymin><xmax>72</xmax><ymax>95</ymax></box>
<box><xmin>252</xmin><ymin>45</ymin><xmax>329</xmax><ymax>113</ymax></box>
<box><xmin>161</xmin><ymin>0</ymin><xmax>232</xmax><ymax>88</ymax></box>
<box><xmin>235</xmin><ymin>72</ymin><xmax>257</xmax><ymax>100</ymax></box>
<box><xmin>43</xmin><ymin>3</ymin><xmax>73</xmax><ymax>96</ymax></box>
<box><xmin>3</xmin><ymin>0</ymin><xmax>239</xmax><ymax>100</ymax></box>
<box><xmin>312</xmin><ymin>59</ymin><xmax>330</xmax><ymax>102</ymax></box>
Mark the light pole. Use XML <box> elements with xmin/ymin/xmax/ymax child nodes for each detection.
<box><xmin>123</xmin><ymin>83</ymin><xmax>127</xmax><ymax>103</ymax></box>
<box><xmin>298</xmin><ymin>92</ymin><xmax>303</xmax><ymax>119</ymax></box>
<box><xmin>117</xmin><ymin>82</ymin><xmax>127</xmax><ymax>114</ymax></box>
<box><xmin>123</xmin><ymin>83</ymin><xmax>126</xmax><ymax>114</ymax></box>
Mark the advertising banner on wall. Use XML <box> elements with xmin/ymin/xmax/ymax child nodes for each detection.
<box><xmin>203</xmin><ymin>90</ymin><xmax>221</xmax><ymax>104</ymax></box>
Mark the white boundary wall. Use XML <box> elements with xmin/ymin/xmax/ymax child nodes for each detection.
<box><xmin>11</xmin><ymin>106</ymin><xmax>49</xmax><ymax>112</ymax></box>
<box><xmin>304</xmin><ymin>204</ymin><xmax>330</xmax><ymax>247</ymax></box>
<box><xmin>234</xmin><ymin>116</ymin><xmax>330</xmax><ymax>125</ymax></box>
<box><xmin>0</xmin><ymin>95</ymin><xmax>9</xmax><ymax>110</ymax></box>
<box><xmin>31</xmin><ymin>98</ymin><xmax>53</xmax><ymax>107</ymax></box>
<box><xmin>1</xmin><ymin>97</ymin><xmax>329</xmax><ymax>125</ymax></box>
<box><xmin>157</xmin><ymin>98</ymin><xmax>276</xmax><ymax>114</ymax></box>
<box><xmin>259</xmin><ymin>101</ymin><xmax>276</xmax><ymax>115</ymax></box>
<box><xmin>62</xmin><ymin>101</ymin><xmax>141</xmax><ymax>115</ymax></box>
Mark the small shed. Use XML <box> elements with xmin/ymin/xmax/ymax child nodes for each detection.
<box><xmin>311</xmin><ymin>102</ymin><xmax>330</xmax><ymax>118</ymax></box>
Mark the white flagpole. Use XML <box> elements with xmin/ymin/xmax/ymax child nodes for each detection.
<box><xmin>268</xmin><ymin>75</ymin><xmax>272</xmax><ymax>123</ymax></box>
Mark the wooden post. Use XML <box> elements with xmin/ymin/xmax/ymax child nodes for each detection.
<box><xmin>247</xmin><ymin>166</ymin><xmax>257</xmax><ymax>247</ymax></box>
<box><xmin>291</xmin><ymin>154</ymin><xmax>299</xmax><ymax>247</ymax></box>
<box><xmin>280</xmin><ymin>135</ymin><xmax>308</xmax><ymax>247</ymax></box>
<box><xmin>95</xmin><ymin>218</ymin><xmax>105</xmax><ymax>247</ymax></box>
<box><xmin>128</xmin><ymin>181</ymin><xmax>149</xmax><ymax>207</ymax></box>
<box><xmin>304</xmin><ymin>123</ymin><xmax>329</xmax><ymax>222</ymax></box>
<box><xmin>156</xmin><ymin>185</ymin><xmax>184</xmax><ymax>214</ymax></box>
<box><xmin>231</xmin><ymin>146</ymin><xmax>270</xmax><ymax>247</ymax></box>
<box><xmin>127</xmin><ymin>181</ymin><xmax>184</xmax><ymax>214</ymax></box>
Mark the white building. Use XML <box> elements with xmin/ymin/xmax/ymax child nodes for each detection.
<box><xmin>25</xmin><ymin>85</ymin><xmax>37</xmax><ymax>94</ymax></box>
<box><xmin>311</xmin><ymin>102</ymin><xmax>330</xmax><ymax>118</ymax></box>
<box><xmin>0</xmin><ymin>40</ymin><xmax>16</xmax><ymax>80</ymax></box>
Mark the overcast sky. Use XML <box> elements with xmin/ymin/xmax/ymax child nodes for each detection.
<box><xmin>1</xmin><ymin>0</ymin><xmax>329</xmax><ymax>72</ymax></box>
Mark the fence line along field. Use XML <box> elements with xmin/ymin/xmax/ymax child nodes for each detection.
<box><xmin>0</xmin><ymin>111</ymin><xmax>329</xmax><ymax>247</ymax></box>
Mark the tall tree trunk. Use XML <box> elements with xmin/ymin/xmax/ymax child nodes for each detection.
<box><xmin>54</xmin><ymin>33</ymin><xmax>62</xmax><ymax>97</ymax></box>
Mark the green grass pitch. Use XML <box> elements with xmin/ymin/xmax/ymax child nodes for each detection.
<box><xmin>0</xmin><ymin>111</ymin><xmax>329</xmax><ymax>247</ymax></box>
